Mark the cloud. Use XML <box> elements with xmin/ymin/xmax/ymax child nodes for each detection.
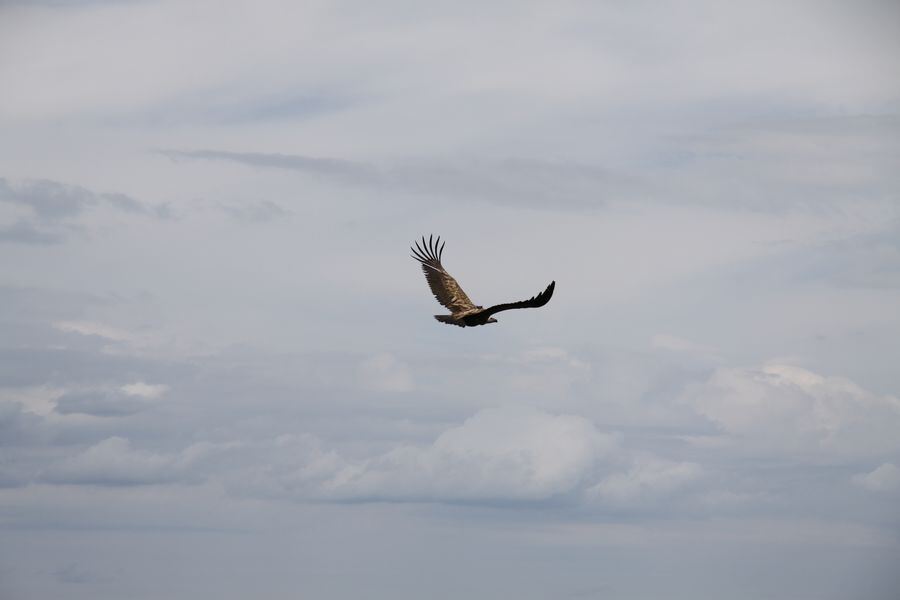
<box><xmin>232</xmin><ymin>406</ymin><xmax>624</xmax><ymax>505</ymax></box>
<box><xmin>41</xmin><ymin>437</ymin><xmax>174</xmax><ymax>485</ymax></box>
<box><xmin>54</xmin><ymin>321</ymin><xmax>133</xmax><ymax>342</ymax></box>
<box><xmin>651</xmin><ymin>334</ymin><xmax>706</xmax><ymax>353</ymax></box>
<box><xmin>120</xmin><ymin>382</ymin><xmax>169</xmax><ymax>399</ymax></box>
<box><xmin>684</xmin><ymin>364</ymin><xmax>900</xmax><ymax>460</ymax></box>
<box><xmin>0</xmin><ymin>177</ymin><xmax>165</xmax><ymax>221</ymax></box>
<box><xmin>162</xmin><ymin>149</ymin><xmax>376</xmax><ymax>183</ymax></box>
<box><xmin>340</xmin><ymin>406</ymin><xmax>619</xmax><ymax>502</ymax></box>
<box><xmin>0</xmin><ymin>178</ymin><xmax>170</xmax><ymax>244</ymax></box>
<box><xmin>0</xmin><ymin>177</ymin><xmax>95</xmax><ymax>220</ymax></box>
<box><xmin>164</xmin><ymin>149</ymin><xmax>635</xmax><ymax>210</ymax></box>
<box><xmin>162</xmin><ymin>112</ymin><xmax>900</xmax><ymax>216</ymax></box>
<box><xmin>54</xmin><ymin>391</ymin><xmax>149</xmax><ymax>417</ymax></box>
<box><xmin>52</xmin><ymin>383</ymin><xmax>168</xmax><ymax>417</ymax></box>
<box><xmin>651</xmin><ymin>334</ymin><xmax>721</xmax><ymax>362</ymax></box>
<box><xmin>358</xmin><ymin>353</ymin><xmax>414</xmax><ymax>393</ymax></box>
<box><xmin>0</xmin><ymin>220</ymin><xmax>64</xmax><ymax>245</ymax></box>
<box><xmin>221</xmin><ymin>434</ymin><xmax>358</xmax><ymax>500</ymax></box>
<box><xmin>1</xmin><ymin>0</ymin><xmax>899</xmax><ymax>595</ymax></box>
<box><xmin>0</xmin><ymin>397</ymin><xmax>52</xmax><ymax>446</ymax></box>
<box><xmin>587</xmin><ymin>457</ymin><xmax>703</xmax><ymax>505</ymax></box>
<box><xmin>41</xmin><ymin>436</ymin><xmax>210</xmax><ymax>486</ymax></box>
<box><xmin>218</xmin><ymin>199</ymin><xmax>291</xmax><ymax>223</ymax></box>
<box><xmin>660</xmin><ymin>115</ymin><xmax>900</xmax><ymax>213</ymax></box>
<box><xmin>52</xmin><ymin>320</ymin><xmax>166</xmax><ymax>356</ymax></box>
<box><xmin>853</xmin><ymin>463</ymin><xmax>900</xmax><ymax>493</ymax></box>
<box><xmin>800</xmin><ymin>221</ymin><xmax>900</xmax><ymax>289</ymax></box>
<box><xmin>482</xmin><ymin>347</ymin><xmax>590</xmax><ymax>371</ymax></box>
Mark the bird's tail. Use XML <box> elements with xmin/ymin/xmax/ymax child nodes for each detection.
<box><xmin>434</xmin><ymin>315</ymin><xmax>464</xmax><ymax>327</ymax></box>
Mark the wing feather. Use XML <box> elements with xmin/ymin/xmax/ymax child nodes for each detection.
<box><xmin>410</xmin><ymin>235</ymin><xmax>477</xmax><ymax>313</ymax></box>
<box><xmin>481</xmin><ymin>281</ymin><xmax>555</xmax><ymax>317</ymax></box>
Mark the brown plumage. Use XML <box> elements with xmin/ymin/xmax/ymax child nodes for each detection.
<box><xmin>410</xmin><ymin>235</ymin><xmax>555</xmax><ymax>327</ymax></box>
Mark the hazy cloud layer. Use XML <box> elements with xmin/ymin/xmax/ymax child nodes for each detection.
<box><xmin>164</xmin><ymin>149</ymin><xmax>634</xmax><ymax>210</ymax></box>
<box><xmin>1</xmin><ymin>1</ymin><xmax>899</xmax><ymax>599</ymax></box>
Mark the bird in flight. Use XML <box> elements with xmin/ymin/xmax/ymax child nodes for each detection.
<box><xmin>411</xmin><ymin>235</ymin><xmax>555</xmax><ymax>327</ymax></box>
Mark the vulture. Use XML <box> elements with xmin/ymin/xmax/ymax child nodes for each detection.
<box><xmin>411</xmin><ymin>235</ymin><xmax>555</xmax><ymax>327</ymax></box>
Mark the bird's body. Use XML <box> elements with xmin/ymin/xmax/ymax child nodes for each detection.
<box><xmin>411</xmin><ymin>235</ymin><xmax>555</xmax><ymax>327</ymax></box>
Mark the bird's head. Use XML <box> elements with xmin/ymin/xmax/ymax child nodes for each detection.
<box><xmin>487</xmin><ymin>317</ymin><xmax>498</xmax><ymax>324</ymax></box>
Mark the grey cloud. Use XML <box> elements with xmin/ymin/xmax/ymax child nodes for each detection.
<box><xmin>0</xmin><ymin>220</ymin><xmax>64</xmax><ymax>245</ymax></box>
<box><xmin>853</xmin><ymin>463</ymin><xmax>900</xmax><ymax>493</ymax></box>
<box><xmin>0</xmin><ymin>401</ymin><xmax>48</xmax><ymax>448</ymax></box>
<box><xmin>717</xmin><ymin>220</ymin><xmax>900</xmax><ymax>290</ymax></box>
<box><xmin>216</xmin><ymin>92</ymin><xmax>358</xmax><ymax>125</ymax></box>
<box><xmin>0</xmin><ymin>177</ymin><xmax>94</xmax><ymax>221</ymax></box>
<box><xmin>657</xmin><ymin>114</ymin><xmax>900</xmax><ymax>213</ymax></box>
<box><xmin>0</xmin><ymin>285</ymin><xmax>114</xmax><ymax>352</ymax></box>
<box><xmin>0</xmin><ymin>177</ymin><xmax>171</xmax><ymax>244</ymax></box>
<box><xmin>0</xmin><ymin>453</ymin><xmax>37</xmax><ymax>488</ymax></box>
<box><xmin>2</xmin><ymin>1</ymin><xmax>899</xmax><ymax>596</ymax></box>
<box><xmin>163</xmin><ymin>149</ymin><xmax>635</xmax><ymax>210</ymax></box>
<box><xmin>319</xmin><ymin>406</ymin><xmax>621</xmax><ymax>504</ymax></box>
<box><xmin>91</xmin><ymin>88</ymin><xmax>358</xmax><ymax>128</ymax></box>
<box><xmin>162</xmin><ymin>150</ymin><xmax>377</xmax><ymax>183</ymax></box>
<box><xmin>166</xmin><ymin>113</ymin><xmax>898</xmax><ymax>214</ymax></box>
<box><xmin>585</xmin><ymin>456</ymin><xmax>703</xmax><ymax>507</ymax></box>
<box><xmin>683</xmin><ymin>363</ymin><xmax>900</xmax><ymax>461</ymax></box>
<box><xmin>102</xmin><ymin>191</ymin><xmax>172</xmax><ymax>219</ymax></box>
<box><xmin>54</xmin><ymin>391</ymin><xmax>150</xmax><ymax>418</ymax></box>
<box><xmin>218</xmin><ymin>199</ymin><xmax>292</xmax><ymax>223</ymax></box>
<box><xmin>41</xmin><ymin>436</ymin><xmax>180</xmax><ymax>486</ymax></box>
<box><xmin>1</xmin><ymin>277</ymin><xmax>895</xmax><ymax>518</ymax></box>
<box><xmin>0</xmin><ymin>285</ymin><xmax>104</xmax><ymax>321</ymax></box>
<box><xmin>0</xmin><ymin>346</ymin><xmax>187</xmax><ymax>389</ymax></box>
<box><xmin>808</xmin><ymin>223</ymin><xmax>900</xmax><ymax>289</ymax></box>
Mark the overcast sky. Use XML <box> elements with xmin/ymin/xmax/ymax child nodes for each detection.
<box><xmin>2</xmin><ymin>1</ymin><xmax>900</xmax><ymax>598</ymax></box>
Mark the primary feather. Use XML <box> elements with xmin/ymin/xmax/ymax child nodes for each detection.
<box><xmin>410</xmin><ymin>235</ymin><xmax>476</xmax><ymax>314</ymax></box>
<box><xmin>410</xmin><ymin>235</ymin><xmax>555</xmax><ymax>328</ymax></box>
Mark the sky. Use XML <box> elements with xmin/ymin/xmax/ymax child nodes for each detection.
<box><xmin>1</xmin><ymin>1</ymin><xmax>900</xmax><ymax>598</ymax></box>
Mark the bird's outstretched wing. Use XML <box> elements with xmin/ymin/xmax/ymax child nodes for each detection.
<box><xmin>411</xmin><ymin>235</ymin><xmax>477</xmax><ymax>314</ymax></box>
<box><xmin>481</xmin><ymin>281</ymin><xmax>555</xmax><ymax>317</ymax></box>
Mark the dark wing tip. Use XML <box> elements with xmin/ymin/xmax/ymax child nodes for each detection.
<box><xmin>411</xmin><ymin>234</ymin><xmax>445</xmax><ymax>264</ymax></box>
<box><xmin>533</xmin><ymin>280</ymin><xmax>555</xmax><ymax>306</ymax></box>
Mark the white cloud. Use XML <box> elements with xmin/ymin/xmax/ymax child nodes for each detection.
<box><xmin>685</xmin><ymin>364</ymin><xmax>900</xmax><ymax>460</ymax></box>
<box><xmin>43</xmin><ymin>437</ymin><xmax>174</xmax><ymax>485</ymax></box>
<box><xmin>587</xmin><ymin>457</ymin><xmax>702</xmax><ymax>505</ymax></box>
<box><xmin>229</xmin><ymin>406</ymin><xmax>625</xmax><ymax>504</ymax></box>
<box><xmin>339</xmin><ymin>406</ymin><xmax>618</xmax><ymax>502</ymax></box>
<box><xmin>42</xmin><ymin>437</ymin><xmax>212</xmax><ymax>486</ymax></box>
<box><xmin>224</xmin><ymin>433</ymin><xmax>360</xmax><ymax>500</ymax></box>
<box><xmin>853</xmin><ymin>463</ymin><xmax>900</xmax><ymax>493</ymax></box>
